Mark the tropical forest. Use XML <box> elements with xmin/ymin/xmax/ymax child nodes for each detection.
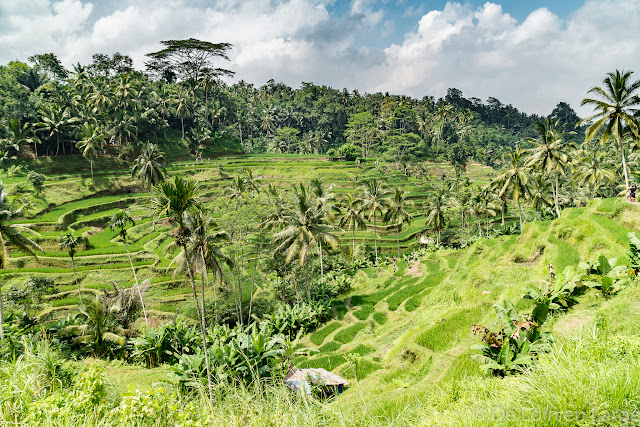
<box><xmin>1</xmin><ymin>36</ymin><xmax>640</xmax><ymax>427</ymax></box>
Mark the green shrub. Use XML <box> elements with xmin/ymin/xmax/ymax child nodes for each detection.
<box><xmin>373</xmin><ymin>312</ymin><xmax>387</xmax><ymax>325</ymax></box>
<box><xmin>353</xmin><ymin>304</ymin><xmax>374</xmax><ymax>320</ymax></box>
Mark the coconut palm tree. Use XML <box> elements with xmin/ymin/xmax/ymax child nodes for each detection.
<box><xmin>384</xmin><ymin>187</ymin><xmax>414</xmax><ymax>257</ymax></box>
<box><xmin>580</xmin><ymin>70</ymin><xmax>640</xmax><ymax>192</ymax></box>
<box><xmin>528</xmin><ymin>174</ymin><xmax>553</xmax><ymax>212</ymax></box>
<box><xmin>337</xmin><ymin>194</ymin><xmax>367</xmax><ymax>257</ymax></box>
<box><xmin>76</xmin><ymin>123</ymin><xmax>104</xmax><ymax>179</ymax></box>
<box><xmin>58</xmin><ymin>233</ymin><xmax>88</xmax><ymax>304</ymax></box>
<box><xmin>525</xmin><ymin>119</ymin><xmax>574</xmax><ymax>218</ymax></box>
<box><xmin>273</xmin><ymin>183</ymin><xmax>339</xmax><ymax>298</ymax></box>
<box><xmin>132</xmin><ymin>143</ymin><xmax>167</xmax><ymax>230</ymax></box>
<box><xmin>1</xmin><ymin>118</ymin><xmax>32</xmax><ymax>157</ymax></box>
<box><xmin>574</xmin><ymin>150</ymin><xmax>616</xmax><ymax>199</ymax></box>
<box><xmin>309</xmin><ymin>178</ymin><xmax>337</xmax><ymax>281</ymax></box>
<box><xmin>359</xmin><ymin>178</ymin><xmax>392</xmax><ymax>266</ymax></box>
<box><xmin>153</xmin><ymin>176</ymin><xmax>213</xmax><ymax>397</ymax></box>
<box><xmin>0</xmin><ymin>180</ymin><xmax>42</xmax><ymax>342</ymax></box>
<box><xmin>494</xmin><ymin>146</ymin><xmax>530</xmax><ymax>231</ymax></box>
<box><xmin>173</xmin><ymin>89</ymin><xmax>193</xmax><ymax>139</ymax></box>
<box><xmin>36</xmin><ymin>105</ymin><xmax>77</xmax><ymax>156</ymax></box>
<box><xmin>424</xmin><ymin>186</ymin><xmax>448</xmax><ymax>243</ymax></box>
<box><xmin>107</xmin><ymin>210</ymin><xmax>148</xmax><ymax>326</ymax></box>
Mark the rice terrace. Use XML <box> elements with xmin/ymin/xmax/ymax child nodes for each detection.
<box><xmin>1</xmin><ymin>1</ymin><xmax>640</xmax><ymax>426</ymax></box>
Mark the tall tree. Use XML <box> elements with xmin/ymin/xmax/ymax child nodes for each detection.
<box><xmin>76</xmin><ymin>123</ymin><xmax>104</xmax><ymax>179</ymax></box>
<box><xmin>384</xmin><ymin>188</ymin><xmax>414</xmax><ymax>257</ymax></box>
<box><xmin>424</xmin><ymin>186</ymin><xmax>448</xmax><ymax>243</ymax></box>
<box><xmin>132</xmin><ymin>143</ymin><xmax>167</xmax><ymax>230</ymax></box>
<box><xmin>0</xmin><ymin>180</ymin><xmax>42</xmax><ymax>342</ymax></box>
<box><xmin>153</xmin><ymin>177</ymin><xmax>213</xmax><ymax>398</ymax></box>
<box><xmin>525</xmin><ymin>119</ymin><xmax>574</xmax><ymax>218</ymax></box>
<box><xmin>494</xmin><ymin>146</ymin><xmax>530</xmax><ymax>231</ymax></box>
<box><xmin>58</xmin><ymin>233</ymin><xmax>88</xmax><ymax>304</ymax></box>
<box><xmin>359</xmin><ymin>178</ymin><xmax>392</xmax><ymax>265</ymax></box>
<box><xmin>573</xmin><ymin>150</ymin><xmax>616</xmax><ymax>199</ymax></box>
<box><xmin>337</xmin><ymin>194</ymin><xmax>367</xmax><ymax>257</ymax></box>
<box><xmin>580</xmin><ymin>70</ymin><xmax>640</xmax><ymax>191</ymax></box>
<box><xmin>107</xmin><ymin>210</ymin><xmax>148</xmax><ymax>326</ymax></box>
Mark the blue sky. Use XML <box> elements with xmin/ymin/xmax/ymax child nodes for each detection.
<box><xmin>0</xmin><ymin>0</ymin><xmax>638</xmax><ymax>115</ymax></box>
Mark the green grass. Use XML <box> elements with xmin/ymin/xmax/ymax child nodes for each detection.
<box><xmin>373</xmin><ymin>312</ymin><xmax>387</xmax><ymax>325</ymax></box>
<box><xmin>309</xmin><ymin>322</ymin><xmax>342</xmax><ymax>346</ymax></box>
<box><xmin>353</xmin><ymin>304</ymin><xmax>374</xmax><ymax>320</ymax></box>
<box><xmin>317</xmin><ymin>341</ymin><xmax>342</xmax><ymax>353</ymax></box>
<box><xmin>334</xmin><ymin>323</ymin><xmax>367</xmax><ymax>344</ymax></box>
<box><xmin>416</xmin><ymin>306</ymin><xmax>486</xmax><ymax>351</ymax></box>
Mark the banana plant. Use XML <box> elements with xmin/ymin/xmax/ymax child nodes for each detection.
<box><xmin>627</xmin><ymin>232</ymin><xmax>640</xmax><ymax>276</ymax></box>
<box><xmin>584</xmin><ymin>265</ymin><xmax>631</xmax><ymax>297</ymax></box>
<box><xmin>471</xmin><ymin>300</ymin><xmax>552</xmax><ymax>377</ymax></box>
<box><xmin>523</xmin><ymin>266</ymin><xmax>584</xmax><ymax>323</ymax></box>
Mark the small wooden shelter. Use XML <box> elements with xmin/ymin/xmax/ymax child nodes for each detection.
<box><xmin>283</xmin><ymin>368</ymin><xmax>349</xmax><ymax>396</ymax></box>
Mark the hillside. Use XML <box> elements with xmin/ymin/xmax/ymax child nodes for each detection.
<box><xmin>291</xmin><ymin>197</ymin><xmax>640</xmax><ymax>423</ymax></box>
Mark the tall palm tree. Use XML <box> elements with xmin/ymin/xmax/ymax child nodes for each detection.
<box><xmin>0</xmin><ymin>180</ymin><xmax>42</xmax><ymax>341</ymax></box>
<box><xmin>153</xmin><ymin>177</ymin><xmax>213</xmax><ymax>396</ymax></box>
<box><xmin>309</xmin><ymin>178</ymin><xmax>337</xmax><ymax>281</ymax></box>
<box><xmin>273</xmin><ymin>184</ymin><xmax>339</xmax><ymax>298</ymax></box>
<box><xmin>107</xmin><ymin>210</ymin><xmax>148</xmax><ymax>326</ymax></box>
<box><xmin>359</xmin><ymin>178</ymin><xmax>392</xmax><ymax>266</ymax></box>
<box><xmin>1</xmin><ymin>118</ymin><xmax>32</xmax><ymax>157</ymax></box>
<box><xmin>58</xmin><ymin>233</ymin><xmax>88</xmax><ymax>304</ymax></box>
<box><xmin>173</xmin><ymin>89</ymin><xmax>193</xmax><ymax>139</ymax></box>
<box><xmin>528</xmin><ymin>174</ymin><xmax>553</xmax><ymax>212</ymax></box>
<box><xmin>132</xmin><ymin>143</ymin><xmax>167</xmax><ymax>230</ymax></box>
<box><xmin>36</xmin><ymin>105</ymin><xmax>77</xmax><ymax>156</ymax></box>
<box><xmin>384</xmin><ymin>188</ymin><xmax>414</xmax><ymax>257</ymax></box>
<box><xmin>76</xmin><ymin>123</ymin><xmax>104</xmax><ymax>179</ymax></box>
<box><xmin>525</xmin><ymin>119</ymin><xmax>574</xmax><ymax>218</ymax></box>
<box><xmin>494</xmin><ymin>146</ymin><xmax>530</xmax><ymax>231</ymax></box>
<box><xmin>337</xmin><ymin>194</ymin><xmax>367</xmax><ymax>257</ymax></box>
<box><xmin>425</xmin><ymin>187</ymin><xmax>448</xmax><ymax>243</ymax></box>
<box><xmin>573</xmin><ymin>150</ymin><xmax>616</xmax><ymax>198</ymax></box>
<box><xmin>580</xmin><ymin>70</ymin><xmax>640</xmax><ymax>191</ymax></box>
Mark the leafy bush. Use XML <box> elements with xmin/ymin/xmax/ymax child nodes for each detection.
<box><xmin>627</xmin><ymin>232</ymin><xmax>640</xmax><ymax>275</ymax></box>
<box><xmin>262</xmin><ymin>301</ymin><xmax>330</xmax><ymax>338</ymax></box>
<box><xmin>471</xmin><ymin>300</ymin><xmax>552</xmax><ymax>377</ymax></box>
<box><xmin>522</xmin><ymin>266</ymin><xmax>584</xmax><ymax>321</ymax></box>
<box><xmin>132</xmin><ymin>318</ymin><xmax>200</xmax><ymax>367</ymax></box>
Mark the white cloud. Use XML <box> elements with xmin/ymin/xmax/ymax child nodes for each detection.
<box><xmin>0</xmin><ymin>0</ymin><xmax>638</xmax><ymax>115</ymax></box>
<box><xmin>376</xmin><ymin>1</ymin><xmax>640</xmax><ymax>115</ymax></box>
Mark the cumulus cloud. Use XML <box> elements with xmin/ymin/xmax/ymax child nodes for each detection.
<box><xmin>376</xmin><ymin>1</ymin><xmax>640</xmax><ymax>115</ymax></box>
<box><xmin>0</xmin><ymin>0</ymin><xmax>638</xmax><ymax>115</ymax></box>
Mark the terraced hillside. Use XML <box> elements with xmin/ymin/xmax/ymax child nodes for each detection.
<box><xmin>291</xmin><ymin>197</ymin><xmax>640</xmax><ymax>421</ymax></box>
<box><xmin>3</xmin><ymin>154</ymin><xmax>495</xmax><ymax>322</ymax></box>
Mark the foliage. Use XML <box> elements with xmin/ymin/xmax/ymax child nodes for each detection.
<box><xmin>627</xmin><ymin>232</ymin><xmax>640</xmax><ymax>275</ymax></box>
<box><xmin>522</xmin><ymin>266</ymin><xmax>584</xmax><ymax>322</ymax></box>
<box><xmin>471</xmin><ymin>300</ymin><xmax>552</xmax><ymax>377</ymax></box>
<box><xmin>27</xmin><ymin>171</ymin><xmax>46</xmax><ymax>193</ymax></box>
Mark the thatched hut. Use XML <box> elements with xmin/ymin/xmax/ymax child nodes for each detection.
<box><xmin>283</xmin><ymin>368</ymin><xmax>349</xmax><ymax>396</ymax></box>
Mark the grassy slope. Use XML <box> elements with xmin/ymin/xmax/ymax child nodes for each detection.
<box><xmin>291</xmin><ymin>197</ymin><xmax>640</xmax><ymax>423</ymax></box>
<box><xmin>3</xmin><ymin>154</ymin><xmax>496</xmax><ymax>322</ymax></box>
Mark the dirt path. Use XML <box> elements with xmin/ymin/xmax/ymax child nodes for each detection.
<box><xmin>407</xmin><ymin>259</ymin><xmax>422</xmax><ymax>277</ymax></box>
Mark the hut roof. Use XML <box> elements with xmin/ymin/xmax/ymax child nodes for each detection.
<box><xmin>283</xmin><ymin>368</ymin><xmax>349</xmax><ymax>392</ymax></box>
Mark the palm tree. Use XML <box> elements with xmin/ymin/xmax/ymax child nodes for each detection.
<box><xmin>309</xmin><ymin>178</ymin><xmax>337</xmax><ymax>281</ymax></box>
<box><xmin>173</xmin><ymin>89</ymin><xmax>193</xmax><ymax>139</ymax></box>
<box><xmin>528</xmin><ymin>174</ymin><xmax>553</xmax><ymax>212</ymax></box>
<box><xmin>76</xmin><ymin>123</ymin><xmax>104</xmax><ymax>179</ymax></box>
<box><xmin>580</xmin><ymin>70</ymin><xmax>640</xmax><ymax>191</ymax></box>
<box><xmin>494</xmin><ymin>146</ymin><xmax>530</xmax><ymax>231</ymax></box>
<box><xmin>525</xmin><ymin>119</ymin><xmax>574</xmax><ymax>218</ymax></box>
<box><xmin>573</xmin><ymin>150</ymin><xmax>616</xmax><ymax>198</ymax></box>
<box><xmin>153</xmin><ymin>177</ymin><xmax>213</xmax><ymax>396</ymax></box>
<box><xmin>58</xmin><ymin>233</ymin><xmax>88</xmax><ymax>304</ymax></box>
<box><xmin>359</xmin><ymin>178</ymin><xmax>392</xmax><ymax>266</ymax></box>
<box><xmin>425</xmin><ymin>187</ymin><xmax>448</xmax><ymax>243</ymax></box>
<box><xmin>132</xmin><ymin>143</ymin><xmax>167</xmax><ymax>230</ymax></box>
<box><xmin>0</xmin><ymin>180</ymin><xmax>42</xmax><ymax>342</ymax></box>
<box><xmin>337</xmin><ymin>194</ymin><xmax>367</xmax><ymax>257</ymax></box>
<box><xmin>36</xmin><ymin>105</ymin><xmax>77</xmax><ymax>156</ymax></box>
<box><xmin>107</xmin><ymin>210</ymin><xmax>148</xmax><ymax>326</ymax></box>
<box><xmin>384</xmin><ymin>188</ymin><xmax>414</xmax><ymax>257</ymax></box>
<box><xmin>1</xmin><ymin>118</ymin><xmax>32</xmax><ymax>157</ymax></box>
<box><xmin>273</xmin><ymin>184</ymin><xmax>339</xmax><ymax>298</ymax></box>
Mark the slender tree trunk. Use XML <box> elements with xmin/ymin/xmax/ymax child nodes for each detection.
<box><xmin>352</xmin><ymin>226</ymin><xmax>356</xmax><ymax>257</ymax></box>
<box><xmin>72</xmin><ymin>256</ymin><xmax>82</xmax><ymax>304</ymax></box>
<box><xmin>319</xmin><ymin>240</ymin><xmax>324</xmax><ymax>283</ymax></box>
<box><xmin>90</xmin><ymin>157</ymin><xmax>94</xmax><ymax>180</ymax></box>
<box><xmin>373</xmin><ymin>213</ymin><xmax>378</xmax><ymax>266</ymax></box>
<box><xmin>181</xmin><ymin>117</ymin><xmax>185</xmax><ymax>140</ymax></box>
<box><xmin>305</xmin><ymin>260</ymin><xmax>311</xmax><ymax>300</ymax></box>
<box><xmin>619</xmin><ymin>138</ymin><xmax>630</xmax><ymax>195</ymax></box>
<box><xmin>477</xmin><ymin>215</ymin><xmax>482</xmax><ymax>238</ymax></box>
<box><xmin>554</xmin><ymin>171</ymin><xmax>560</xmax><ymax>218</ymax></box>
<box><xmin>517</xmin><ymin>198</ymin><xmax>523</xmax><ymax>232</ymax></box>
<box><xmin>0</xmin><ymin>283</ymin><xmax>4</xmax><ymax>342</ymax></box>
<box><xmin>396</xmin><ymin>222</ymin><xmax>400</xmax><ymax>258</ymax></box>
<box><xmin>56</xmin><ymin>134</ymin><xmax>60</xmax><ymax>157</ymax></box>
<box><xmin>150</xmin><ymin>191</ymin><xmax>156</xmax><ymax>232</ymax></box>
<box><xmin>125</xmin><ymin>239</ymin><xmax>148</xmax><ymax>326</ymax></box>
<box><xmin>501</xmin><ymin>199</ymin><xmax>506</xmax><ymax>226</ymax></box>
<box><xmin>182</xmin><ymin>243</ymin><xmax>213</xmax><ymax>401</ymax></box>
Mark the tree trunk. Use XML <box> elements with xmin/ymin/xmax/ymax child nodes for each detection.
<box><xmin>72</xmin><ymin>256</ymin><xmax>82</xmax><ymax>304</ymax></box>
<box><xmin>517</xmin><ymin>198</ymin><xmax>523</xmax><ymax>233</ymax></box>
<box><xmin>501</xmin><ymin>199</ymin><xmax>506</xmax><ymax>226</ymax></box>
<box><xmin>181</xmin><ymin>117</ymin><xmax>185</xmax><ymax>140</ymax></box>
<box><xmin>352</xmin><ymin>226</ymin><xmax>356</xmax><ymax>258</ymax></box>
<box><xmin>182</xmin><ymin>243</ymin><xmax>213</xmax><ymax>401</ymax></box>
<box><xmin>619</xmin><ymin>138</ymin><xmax>630</xmax><ymax>195</ymax></box>
<box><xmin>554</xmin><ymin>171</ymin><xmax>560</xmax><ymax>218</ymax></box>
<box><xmin>125</xmin><ymin>240</ymin><xmax>148</xmax><ymax>326</ymax></box>
<box><xmin>477</xmin><ymin>215</ymin><xmax>482</xmax><ymax>238</ymax></box>
<box><xmin>0</xmin><ymin>283</ymin><xmax>4</xmax><ymax>342</ymax></box>
<box><xmin>150</xmin><ymin>191</ymin><xmax>156</xmax><ymax>232</ymax></box>
<box><xmin>90</xmin><ymin>157</ymin><xmax>94</xmax><ymax>180</ymax></box>
<box><xmin>396</xmin><ymin>222</ymin><xmax>400</xmax><ymax>258</ymax></box>
<box><xmin>373</xmin><ymin>213</ymin><xmax>378</xmax><ymax>266</ymax></box>
<box><xmin>319</xmin><ymin>240</ymin><xmax>324</xmax><ymax>283</ymax></box>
